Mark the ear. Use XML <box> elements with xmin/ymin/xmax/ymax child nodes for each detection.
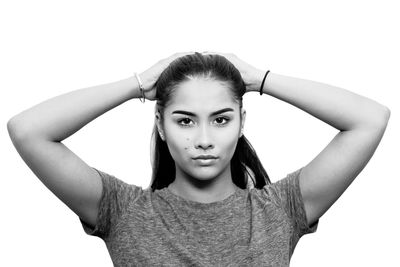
<box><xmin>155</xmin><ymin>111</ymin><xmax>165</xmax><ymax>141</ymax></box>
<box><xmin>240</xmin><ymin>109</ymin><xmax>246</xmax><ymax>138</ymax></box>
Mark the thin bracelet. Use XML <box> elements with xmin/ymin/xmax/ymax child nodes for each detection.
<box><xmin>259</xmin><ymin>70</ymin><xmax>270</xmax><ymax>95</ymax></box>
<box><xmin>134</xmin><ymin>72</ymin><xmax>146</xmax><ymax>103</ymax></box>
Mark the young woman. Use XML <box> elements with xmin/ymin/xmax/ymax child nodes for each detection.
<box><xmin>7</xmin><ymin>52</ymin><xmax>390</xmax><ymax>266</ymax></box>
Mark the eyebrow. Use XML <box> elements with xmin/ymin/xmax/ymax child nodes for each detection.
<box><xmin>171</xmin><ymin>108</ymin><xmax>234</xmax><ymax>117</ymax></box>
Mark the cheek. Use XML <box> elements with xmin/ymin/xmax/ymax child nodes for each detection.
<box><xmin>165</xmin><ymin>133</ymin><xmax>191</xmax><ymax>159</ymax></box>
<box><xmin>221</xmin><ymin>135</ymin><xmax>239</xmax><ymax>155</ymax></box>
<box><xmin>219</xmin><ymin>127</ymin><xmax>240</xmax><ymax>154</ymax></box>
<box><xmin>184</xmin><ymin>138</ymin><xmax>190</xmax><ymax>150</ymax></box>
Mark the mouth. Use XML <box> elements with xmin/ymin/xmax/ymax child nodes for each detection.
<box><xmin>192</xmin><ymin>155</ymin><xmax>218</xmax><ymax>160</ymax></box>
<box><xmin>192</xmin><ymin>158</ymin><xmax>218</xmax><ymax>165</ymax></box>
<box><xmin>191</xmin><ymin>155</ymin><xmax>219</xmax><ymax>165</ymax></box>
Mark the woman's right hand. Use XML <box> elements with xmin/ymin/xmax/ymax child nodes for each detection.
<box><xmin>138</xmin><ymin>52</ymin><xmax>195</xmax><ymax>101</ymax></box>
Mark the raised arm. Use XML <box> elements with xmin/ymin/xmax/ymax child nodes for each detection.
<box><xmin>202</xmin><ymin>52</ymin><xmax>391</xmax><ymax>227</ymax></box>
<box><xmin>259</xmin><ymin>72</ymin><xmax>390</xmax><ymax>226</ymax></box>
<box><xmin>7</xmin><ymin>76</ymin><xmax>142</xmax><ymax>227</ymax></box>
<box><xmin>6</xmin><ymin>52</ymin><xmax>194</xmax><ymax>228</ymax></box>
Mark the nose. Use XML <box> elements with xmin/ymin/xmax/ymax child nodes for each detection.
<box><xmin>194</xmin><ymin>124</ymin><xmax>214</xmax><ymax>150</ymax></box>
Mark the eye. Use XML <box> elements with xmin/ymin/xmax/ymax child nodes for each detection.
<box><xmin>177</xmin><ymin>118</ymin><xmax>194</xmax><ymax>127</ymax></box>
<box><xmin>214</xmin><ymin>117</ymin><xmax>230</xmax><ymax>125</ymax></box>
<box><xmin>177</xmin><ymin>117</ymin><xmax>230</xmax><ymax>127</ymax></box>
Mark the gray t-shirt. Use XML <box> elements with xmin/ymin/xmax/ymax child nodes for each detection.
<box><xmin>80</xmin><ymin>167</ymin><xmax>318</xmax><ymax>266</ymax></box>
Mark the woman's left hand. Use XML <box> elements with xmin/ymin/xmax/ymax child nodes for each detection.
<box><xmin>201</xmin><ymin>51</ymin><xmax>266</xmax><ymax>93</ymax></box>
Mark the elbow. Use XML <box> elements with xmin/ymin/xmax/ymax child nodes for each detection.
<box><xmin>380</xmin><ymin>106</ymin><xmax>391</xmax><ymax>126</ymax></box>
<box><xmin>7</xmin><ymin>117</ymin><xmax>17</xmax><ymax>136</ymax></box>
<box><xmin>357</xmin><ymin>105</ymin><xmax>391</xmax><ymax>131</ymax></box>
<box><xmin>7</xmin><ymin>117</ymin><xmax>29</xmax><ymax>141</ymax></box>
<box><xmin>371</xmin><ymin>105</ymin><xmax>391</xmax><ymax>131</ymax></box>
<box><xmin>7</xmin><ymin>118</ymin><xmax>20</xmax><ymax>140</ymax></box>
<box><xmin>384</xmin><ymin>106</ymin><xmax>391</xmax><ymax>120</ymax></box>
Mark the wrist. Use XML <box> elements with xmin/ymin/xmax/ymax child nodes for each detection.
<box><xmin>127</xmin><ymin>76</ymin><xmax>142</xmax><ymax>99</ymax></box>
<box><xmin>247</xmin><ymin>69</ymin><xmax>267</xmax><ymax>93</ymax></box>
<box><xmin>258</xmin><ymin>70</ymin><xmax>271</xmax><ymax>95</ymax></box>
<box><xmin>260</xmin><ymin>71</ymin><xmax>273</xmax><ymax>95</ymax></box>
<box><xmin>256</xmin><ymin>69</ymin><xmax>267</xmax><ymax>92</ymax></box>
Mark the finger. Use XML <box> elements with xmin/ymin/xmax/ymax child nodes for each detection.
<box><xmin>201</xmin><ymin>51</ymin><xmax>232</xmax><ymax>58</ymax></box>
<box><xmin>175</xmin><ymin>51</ymin><xmax>196</xmax><ymax>58</ymax></box>
<box><xmin>165</xmin><ymin>52</ymin><xmax>195</xmax><ymax>63</ymax></box>
<box><xmin>201</xmin><ymin>51</ymin><xmax>219</xmax><ymax>55</ymax></box>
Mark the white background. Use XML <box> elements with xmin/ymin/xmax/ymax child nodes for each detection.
<box><xmin>1</xmin><ymin>0</ymin><xmax>398</xmax><ymax>266</ymax></box>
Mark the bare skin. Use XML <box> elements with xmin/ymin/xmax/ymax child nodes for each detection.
<box><xmin>155</xmin><ymin>78</ymin><xmax>246</xmax><ymax>203</ymax></box>
<box><xmin>7</xmin><ymin>51</ymin><xmax>390</xmax><ymax>230</ymax></box>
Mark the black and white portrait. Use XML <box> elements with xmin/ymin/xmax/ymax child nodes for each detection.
<box><xmin>2</xmin><ymin>1</ymin><xmax>397</xmax><ymax>266</ymax></box>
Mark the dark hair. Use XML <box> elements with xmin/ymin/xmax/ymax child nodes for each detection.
<box><xmin>149</xmin><ymin>52</ymin><xmax>270</xmax><ymax>191</ymax></box>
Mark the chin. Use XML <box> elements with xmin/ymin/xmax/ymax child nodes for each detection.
<box><xmin>188</xmin><ymin>167</ymin><xmax>223</xmax><ymax>181</ymax></box>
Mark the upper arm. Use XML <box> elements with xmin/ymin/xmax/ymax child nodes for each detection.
<box><xmin>8</xmin><ymin>124</ymin><xmax>103</xmax><ymax>228</ymax></box>
<box><xmin>299</xmin><ymin>115</ymin><xmax>390</xmax><ymax>227</ymax></box>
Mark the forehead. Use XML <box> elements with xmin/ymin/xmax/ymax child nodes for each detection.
<box><xmin>166</xmin><ymin>78</ymin><xmax>238</xmax><ymax>113</ymax></box>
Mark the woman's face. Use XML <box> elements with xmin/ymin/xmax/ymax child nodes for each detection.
<box><xmin>156</xmin><ymin>78</ymin><xmax>246</xmax><ymax>183</ymax></box>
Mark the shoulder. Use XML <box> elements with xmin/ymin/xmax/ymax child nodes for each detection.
<box><xmin>249</xmin><ymin>168</ymin><xmax>303</xmax><ymax>209</ymax></box>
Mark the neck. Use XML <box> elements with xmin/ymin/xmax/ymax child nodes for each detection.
<box><xmin>168</xmin><ymin>165</ymin><xmax>239</xmax><ymax>203</ymax></box>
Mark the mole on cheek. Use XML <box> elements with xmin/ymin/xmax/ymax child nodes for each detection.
<box><xmin>184</xmin><ymin>138</ymin><xmax>190</xmax><ymax>150</ymax></box>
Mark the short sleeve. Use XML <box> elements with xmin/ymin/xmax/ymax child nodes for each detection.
<box><xmin>272</xmin><ymin>167</ymin><xmax>319</xmax><ymax>238</ymax></box>
<box><xmin>79</xmin><ymin>167</ymin><xmax>143</xmax><ymax>239</ymax></box>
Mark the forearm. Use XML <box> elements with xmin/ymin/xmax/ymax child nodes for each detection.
<box><xmin>260</xmin><ymin>72</ymin><xmax>390</xmax><ymax>131</ymax></box>
<box><xmin>8</xmin><ymin>76</ymin><xmax>142</xmax><ymax>142</ymax></box>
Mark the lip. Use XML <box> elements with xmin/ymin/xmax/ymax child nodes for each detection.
<box><xmin>192</xmin><ymin>158</ymin><xmax>218</xmax><ymax>165</ymax></box>
<box><xmin>192</xmin><ymin>155</ymin><xmax>218</xmax><ymax>160</ymax></box>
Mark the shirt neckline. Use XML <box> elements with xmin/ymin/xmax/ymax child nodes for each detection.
<box><xmin>158</xmin><ymin>185</ymin><xmax>245</xmax><ymax>211</ymax></box>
